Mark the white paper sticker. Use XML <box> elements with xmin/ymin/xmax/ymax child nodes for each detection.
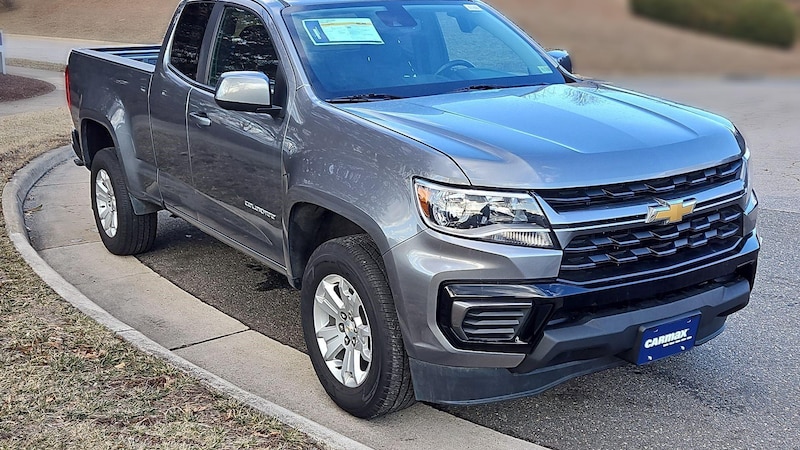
<box><xmin>303</xmin><ymin>18</ymin><xmax>384</xmax><ymax>45</ymax></box>
<box><xmin>464</xmin><ymin>4</ymin><xmax>483</xmax><ymax>11</ymax></box>
<box><xmin>538</xmin><ymin>65</ymin><xmax>553</xmax><ymax>74</ymax></box>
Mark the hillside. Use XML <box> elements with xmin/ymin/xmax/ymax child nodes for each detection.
<box><xmin>0</xmin><ymin>0</ymin><xmax>175</xmax><ymax>43</ymax></box>
<box><xmin>490</xmin><ymin>0</ymin><xmax>800</xmax><ymax>75</ymax></box>
<box><xmin>1</xmin><ymin>0</ymin><xmax>799</xmax><ymax>75</ymax></box>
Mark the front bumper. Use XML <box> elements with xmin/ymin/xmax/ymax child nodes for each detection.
<box><xmin>409</xmin><ymin>274</ymin><xmax>752</xmax><ymax>404</ymax></box>
<box><xmin>384</xmin><ymin>222</ymin><xmax>759</xmax><ymax>404</ymax></box>
<box><xmin>383</xmin><ymin>177</ymin><xmax>759</xmax><ymax>404</ymax></box>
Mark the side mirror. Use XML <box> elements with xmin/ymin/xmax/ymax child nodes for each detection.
<box><xmin>215</xmin><ymin>71</ymin><xmax>281</xmax><ymax>116</ymax></box>
<box><xmin>546</xmin><ymin>49</ymin><xmax>573</xmax><ymax>74</ymax></box>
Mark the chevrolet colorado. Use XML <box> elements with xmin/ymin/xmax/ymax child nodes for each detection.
<box><xmin>66</xmin><ymin>0</ymin><xmax>760</xmax><ymax>418</ymax></box>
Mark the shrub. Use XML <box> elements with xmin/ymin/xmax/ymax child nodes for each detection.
<box><xmin>631</xmin><ymin>0</ymin><xmax>797</xmax><ymax>49</ymax></box>
<box><xmin>0</xmin><ymin>0</ymin><xmax>15</xmax><ymax>10</ymax></box>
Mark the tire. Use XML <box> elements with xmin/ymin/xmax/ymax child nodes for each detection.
<box><xmin>90</xmin><ymin>148</ymin><xmax>157</xmax><ymax>255</ymax></box>
<box><xmin>301</xmin><ymin>235</ymin><xmax>415</xmax><ymax>418</ymax></box>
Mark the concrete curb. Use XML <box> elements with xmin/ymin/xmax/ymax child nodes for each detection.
<box><xmin>2</xmin><ymin>146</ymin><xmax>372</xmax><ymax>450</ymax></box>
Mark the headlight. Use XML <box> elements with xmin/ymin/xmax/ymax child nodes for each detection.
<box><xmin>733</xmin><ymin>126</ymin><xmax>747</xmax><ymax>155</ymax></box>
<box><xmin>741</xmin><ymin>147</ymin><xmax>751</xmax><ymax>191</ymax></box>
<box><xmin>735</xmin><ymin>126</ymin><xmax>753</xmax><ymax>200</ymax></box>
<box><xmin>415</xmin><ymin>179</ymin><xmax>555</xmax><ymax>248</ymax></box>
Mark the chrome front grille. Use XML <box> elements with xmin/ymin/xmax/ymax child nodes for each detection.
<box><xmin>539</xmin><ymin>159</ymin><xmax>742</xmax><ymax>212</ymax></box>
<box><xmin>559</xmin><ymin>206</ymin><xmax>744</xmax><ymax>283</ymax></box>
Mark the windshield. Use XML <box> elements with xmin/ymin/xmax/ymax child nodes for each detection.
<box><xmin>282</xmin><ymin>1</ymin><xmax>565</xmax><ymax>101</ymax></box>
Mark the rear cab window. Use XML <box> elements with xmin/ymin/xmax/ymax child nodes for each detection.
<box><xmin>169</xmin><ymin>2</ymin><xmax>215</xmax><ymax>81</ymax></box>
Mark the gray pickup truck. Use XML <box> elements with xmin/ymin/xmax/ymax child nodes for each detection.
<box><xmin>67</xmin><ymin>0</ymin><xmax>760</xmax><ymax>418</ymax></box>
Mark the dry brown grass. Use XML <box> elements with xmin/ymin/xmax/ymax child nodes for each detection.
<box><xmin>5</xmin><ymin>58</ymin><xmax>66</xmax><ymax>72</ymax></box>
<box><xmin>0</xmin><ymin>108</ymin><xmax>320</xmax><ymax>449</ymax></box>
<box><xmin>0</xmin><ymin>109</ymin><xmax>71</xmax><ymax>175</ymax></box>
<box><xmin>491</xmin><ymin>0</ymin><xmax>800</xmax><ymax>75</ymax></box>
<box><xmin>0</xmin><ymin>0</ymin><xmax>173</xmax><ymax>44</ymax></box>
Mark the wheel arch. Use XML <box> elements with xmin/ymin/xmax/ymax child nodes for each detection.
<box><xmin>286</xmin><ymin>198</ymin><xmax>385</xmax><ymax>289</ymax></box>
<box><xmin>79</xmin><ymin>114</ymin><xmax>161</xmax><ymax>215</ymax></box>
<box><xmin>285</xmin><ymin>180</ymin><xmax>404</xmax><ymax>288</ymax></box>
<box><xmin>79</xmin><ymin>116</ymin><xmax>117</xmax><ymax>169</ymax></box>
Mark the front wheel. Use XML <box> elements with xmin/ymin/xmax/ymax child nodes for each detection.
<box><xmin>90</xmin><ymin>148</ymin><xmax>157</xmax><ymax>255</ymax></box>
<box><xmin>301</xmin><ymin>235</ymin><xmax>415</xmax><ymax>418</ymax></box>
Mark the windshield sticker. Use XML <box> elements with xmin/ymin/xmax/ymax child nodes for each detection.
<box><xmin>538</xmin><ymin>65</ymin><xmax>553</xmax><ymax>74</ymax></box>
<box><xmin>303</xmin><ymin>18</ymin><xmax>384</xmax><ymax>45</ymax></box>
<box><xmin>463</xmin><ymin>4</ymin><xmax>482</xmax><ymax>11</ymax></box>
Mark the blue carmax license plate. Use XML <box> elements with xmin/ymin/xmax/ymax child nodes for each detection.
<box><xmin>636</xmin><ymin>314</ymin><xmax>701</xmax><ymax>365</ymax></box>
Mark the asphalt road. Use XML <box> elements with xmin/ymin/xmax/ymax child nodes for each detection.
<box><xmin>136</xmin><ymin>77</ymin><xmax>800</xmax><ymax>449</ymax></box>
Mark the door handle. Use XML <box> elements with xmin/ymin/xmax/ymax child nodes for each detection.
<box><xmin>189</xmin><ymin>111</ymin><xmax>212</xmax><ymax>127</ymax></box>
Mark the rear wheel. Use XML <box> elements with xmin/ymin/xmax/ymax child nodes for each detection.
<box><xmin>301</xmin><ymin>235</ymin><xmax>415</xmax><ymax>418</ymax></box>
<box><xmin>90</xmin><ymin>148</ymin><xmax>157</xmax><ymax>255</ymax></box>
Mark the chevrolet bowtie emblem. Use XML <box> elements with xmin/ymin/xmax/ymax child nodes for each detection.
<box><xmin>646</xmin><ymin>198</ymin><xmax>696</xmax><ymax>224</ymax></box>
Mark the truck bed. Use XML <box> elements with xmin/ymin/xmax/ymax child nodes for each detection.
<box><xmin>73</xmin><ymin>45</ymin><xmax>160</xmax><ymax>72</ymax></box>
<box><xmin>67</xmin><ymin>44</ymin><xmax>161</xmax><ymax>202</ymax></box>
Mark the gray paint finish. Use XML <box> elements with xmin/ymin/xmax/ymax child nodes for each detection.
<box><xmin>342</xmin><ymin>82</ymin><xmax>741</xmax><ymax>189</ymax></box>
<box><xmin>66</xmin><ymin>0</ymin><xmax>760</xmax><ymax>405</ymax></box>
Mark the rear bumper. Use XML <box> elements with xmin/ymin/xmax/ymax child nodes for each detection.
<box><xmin>410</xmin><ymin>275</ymin><xmax>752</xmax><ymax>405</ymax></box>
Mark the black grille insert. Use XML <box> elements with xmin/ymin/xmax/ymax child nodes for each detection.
<box><xmin>539</xmin><ymin>159</ymin><xmax>742</xmax><ymax>212</ymax></box>
<box><xmin>438</xmin><ymin>285</ymin><xmax>558</xmax><ymax>351</ymax></box>
<box><xmin>458</xmin><ymin>304</ymin><xmax>530</xmax><ymax>342</ymax></box>
<box><xmin>560</xmin><ymin>206</ymin><xmax>744</xmax><ymax>283</ymax></box>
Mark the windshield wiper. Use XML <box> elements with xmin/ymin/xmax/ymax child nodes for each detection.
<box><xmin>327</xmin><ymin>93</ymin><xmax>406</xmax><ymax>103</ymax></box>
<box><xmin>448</xmin><ymin>83</ymin><xmax>545</xmax><ymax>94</ymax></box>
<box><xmin>450</xmin><ymin>85</ymin><xmax>504</xmax><ymax>93</ymax></box>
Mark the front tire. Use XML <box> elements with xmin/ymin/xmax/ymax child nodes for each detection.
<box><xmin>90</xmin><ymin>148</ymin><xmax>157</xmax><ymax>255</ymax></box>
<box><xmin>301</xmin><ymin>235</ymin><xmax>415</xmax><ymax>418</ymax></box>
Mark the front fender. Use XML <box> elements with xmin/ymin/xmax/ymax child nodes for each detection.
<box><xmin>282</xmin><ymin>90</ymin><xmax>470</xmax><ymax>255</ymax></box>
<box><xmin>282</xmin><ymin>91</ymin><xmax>470</xmax><ymax>354</ymax></box>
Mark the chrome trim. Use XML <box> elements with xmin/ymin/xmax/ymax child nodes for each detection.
<box><xmin>645</xmin><ymin>198</ymin><xmax>697</xmax><ymax>225</ymax></box>
<box><xmin>547</xmin><ymin>193</ymin><xmax>747</xmax><ymax>257</ymax></box>
<box><xmin>539</xmin><ymin>179</ymin><xmax>746</xmax><ymax>229</ymax></box>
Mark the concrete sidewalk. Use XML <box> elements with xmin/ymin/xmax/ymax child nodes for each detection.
<box><xmin>8</xmin><ymin>147</ymin><xmax>543</xmax><ymax>450</ymax></box>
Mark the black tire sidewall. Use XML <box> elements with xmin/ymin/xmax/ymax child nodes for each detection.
<box><xmin>301</xmin><ymin>241</ymin><xmax>392</xmax><ymax>417</ymax></box>
<box><xmin>90</xmin><ymin>148</ymin><xmax>132</xmax><ymax>255</ymax></box>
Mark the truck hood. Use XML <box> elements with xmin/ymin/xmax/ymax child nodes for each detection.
<box><xmin>340</xmin><ymin>82</ymin><xmax>741</xmax><ymax>189</ymax></box>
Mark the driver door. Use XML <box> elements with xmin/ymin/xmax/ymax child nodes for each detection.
<box><xmin>186</xmin><ymin>4</ymin><xmax>288</xmax><ymax>264</ymax></box>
